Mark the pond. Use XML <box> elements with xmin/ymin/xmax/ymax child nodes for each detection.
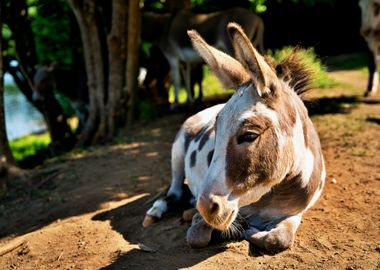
<box><xmin>4</xmin><ymin>73</ymin><xmax>47</xmax><ymax>140</ymax></box>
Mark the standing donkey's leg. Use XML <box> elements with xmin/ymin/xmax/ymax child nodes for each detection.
<box><xmin>183</xmin><ymin>62</ymin><xmax>193</xmax><ymax>104</ymax></box>
<box><xmin>366</xmin><ymin>46</ymin><xmax>379</xmax><ymax>97</ymax></box>
<box><xmin>143</xmin><ymin>129</ymin><xmax>186</xmax><ymax>227</ymax></box>
<box><xmin>168</xmin><ymin>59</ymin><xmax>182</xmax><ymax>110</ymax></box>
<box><xmin>244</xmin><ymin>214</ymin><xmax>302</xmax><ymax>254</ymax></box>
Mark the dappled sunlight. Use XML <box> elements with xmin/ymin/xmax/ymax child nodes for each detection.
<box><xmin>150</xmin><ymin>128</ymin><xmax>162</xmax><ymax>137</ymax></box>
<box><xmin>137</xmin><ymin>175</ymin><xmax>151</xmax><ymax>182</ymax></box>
<box><xmin>145</xmin><ymin>151</ymin><xmax>159</xmax><ymax>157</ymax></box>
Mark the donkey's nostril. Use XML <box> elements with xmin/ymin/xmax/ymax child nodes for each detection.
<box><xmin>209</xmin><ymin>201</ymin><xmax>219</xmax><ymax>215</ymax></box>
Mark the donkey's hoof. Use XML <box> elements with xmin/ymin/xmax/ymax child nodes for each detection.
<box><xmin>182</xmin><ymin>208</ymin><xmax>198</xmax><ymax>222</ymax></box>
<box><xmin>186</xmin><ymin>226</ymin><xmax>211</xmax><ymax>248</ymax></box>
<box><xmin>142</xmin><ymin>215</ymin><xmax>158</xmax><ymax>227</ymax></box>
<box><xmin>186</xmin><ymin>213</ymin><xmax>213</xmax><ymax>248</ymax></box>
<box><xmin>364</xmin><ymin>90</ymin><xmax>377</xmax><ymax>97</ymax></box>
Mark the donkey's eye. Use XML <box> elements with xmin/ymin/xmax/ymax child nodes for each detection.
<box><xmin>237</xmin><ymin>132</ymin><xmax>258</xmax><ymax>144</ymax></box>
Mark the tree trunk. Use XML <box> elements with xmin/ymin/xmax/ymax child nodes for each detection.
<box><xmin>68</xmin><ymin>0</ymin><xmax>106</xmax><ymax>145</ymax></box>
<box><xmin>126</xmin><ymin>0</ymin><xmax>141</xmax><ymax>124</ymax></box>
<box><xmin>107</xmin><ymin>0</ymin><xmax>128</xmax><ymax>137</ymax></box>
<box><xmin>3</xmin><ymin>0</ymin><xmax>74</xmax><ymax>151</ymax></box>
<box><xmin>0</xmin><ymin>6</ymin><xmax>16</xmax><ymax>193</ymax></box>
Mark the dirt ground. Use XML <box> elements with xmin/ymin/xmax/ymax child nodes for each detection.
<box><xmin>0</xmin><ymin>70</ymin><xmax>379</xmax><ymax>270</ymax></box>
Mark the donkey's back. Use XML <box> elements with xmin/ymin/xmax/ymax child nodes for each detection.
<box><xmin>169</xmin><ymin>7</ymin><xmax>264</xmax><ymax>57</ymax></box>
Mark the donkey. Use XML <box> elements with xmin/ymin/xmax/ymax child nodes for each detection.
<box><xmin>142</xmin><ymin>8</ymin><xmax>264</xmax><ymax>108</ymax></box>
<box><xmin>142</xmin><ymin>45</ymin><xmax>204</xmax><ymax>104</ymax></box>
<box><xmin>33</xmin><ymin>62</ymin><xmax>89</xmax><ymax>131</ymax></box>
<box><xmin>359</xmin><ymin>0</ymin><xmax>380</xmax><ymax>96</ymax></box>
<box><xmin>143</xmin><ymin>23</ymin><xmax>325</xmax><ymax>254</ymax></box>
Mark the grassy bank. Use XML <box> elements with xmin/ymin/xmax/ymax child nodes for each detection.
<box><xmin>10</xmin><ymin>133</ymin><xmax>51</xmax><ymax>162</ymax></box>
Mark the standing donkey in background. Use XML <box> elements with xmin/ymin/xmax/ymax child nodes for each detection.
<box><xmin>142</xmin><ymin>7</ymin><xmax>264</xmax><ymax>108</ymax></box>
<box><xmin>359</xmin><ymin>0</ymin><xmax>380</xmax><ymax>96</ymax></box>
<box><xmin>143</xmin><ymin>23</ymin><xmax>325</xmax><ymax>254</ymax></box>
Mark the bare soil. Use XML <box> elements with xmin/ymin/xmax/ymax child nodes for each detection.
<box><xmin>0</xmin><ymin>70</ymin><xmax>379</xmax><ymax>270</ymax></box>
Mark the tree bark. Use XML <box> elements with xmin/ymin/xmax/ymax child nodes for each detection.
<box><xmin>68</xmin><ymin>0</ymin><xmax>106</xmax><ymax>145</ymax></box>
<box><xmin>3</xmin><ymin>0</ymin><xmax>74</xmax><ymax>151</ymax></box>
<box><xmin>0</xmin><ymin>5</ymin><xmax>16</xmax><ymax>193</ymax></box>
<box><xmin>126</xmin><ymin>0</ymin><xmax>141</xmax><ymax>124</ymax></box>
<box><xmin>107</xmin><ymin>0</ymin><xmax>128</xmax><ymax>137</ymax></box>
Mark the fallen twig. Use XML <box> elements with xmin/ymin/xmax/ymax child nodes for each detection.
<box><xmin>0</xmin><ymin>239</ymin><xmax>28</xmax><ymax>256</ymax></box>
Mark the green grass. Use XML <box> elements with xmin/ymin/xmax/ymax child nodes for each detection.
<box><xmin>10</xmin><ymin>133</ymin><xmax>51</xmax><ymax>161</ymax></box>
<box><xmin>168</xmin><ymin>66</ymin><xmax>234</xmax><ymax>104</ymax></box>
<box><xmin>269</xmin><ymin>46</ymin><xmax>339</xmax><ymax>89</ymax></box>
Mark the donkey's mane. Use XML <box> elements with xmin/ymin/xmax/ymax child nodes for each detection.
<box><xmin>265</xmin><ymin>50</ymin><xmax>314</xmax><ymax>100</ymax></box>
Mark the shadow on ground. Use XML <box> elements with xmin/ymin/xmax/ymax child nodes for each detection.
<box><xmin>93</xmin><ymin>195</ymin><xmax>230</xmax><ymax>270</ymax></box>
<box><xmin>306</xmin><ymin>96</ymin><xmax>359</xmax><ymax>115</ymax></box>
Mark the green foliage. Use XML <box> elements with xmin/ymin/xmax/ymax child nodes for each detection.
<box><xmin>54</xmin><ymin>91</ymin><xmax>75</xmax><ymax>117</ymax></box>
<box><xmin>249</xmin><ymin>0</ymin><xmax>267</xmax><ymax>13</ymax></box>
<box><xmin>10</xmin><ymin>133</ymin><xmax>51</xmax><ymax>161</ymax></box>
<box><xmin>2</xmin><ymin>24</ymin><xmax>16</xmax><ymax>57</ymax></box>
<box><xmin>138</xmin><ymin>100</ymin><xmax>160</xmax><ymax>122</ymax></box>
<box><xmin>29</xmin><ymin>0</ymin><xmax>73</xmax><ymax>65</ymax></box>
<box><xmin>269</xmin><ymin>46</ymin><xmax>338</xmax><ymax>89</ymax></box>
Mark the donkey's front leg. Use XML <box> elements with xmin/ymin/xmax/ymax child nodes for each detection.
<box><xmin>143</xmin><ymin>136</ymin><xmax>186</xmax><ymax>227</ymax></box>
<box><xmin>245</xmin><ymin>214</ymin><xmax>302</xmax><ymax>254</ymax></box>
<box><xmin>186</xmin><ymin>213</ymin><xmax>214</xmax><ymax>248</ymax></box>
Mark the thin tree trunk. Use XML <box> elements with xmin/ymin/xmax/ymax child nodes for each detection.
<box><xmin>68</xmin><ymin>0</ymin><xmax>106</xmax><ymax>145</ymax></box>
<box><xmin>126</xmin><ymin>0</ymin><xmax>141</xmax><ymax>124</ymax></box>
<box><xmin>107</xmin><ymin>0</ymin><xmax>128</xmax><ymax>137</ymax></box>
<box><xmin>0</xmin><ymin>5</ymin><xmax>16</xmax><ymax>172</ymax></box>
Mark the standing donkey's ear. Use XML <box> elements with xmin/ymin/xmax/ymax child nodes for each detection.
<box><xmin>227</xmin><ymin>23</ymin><xmax>277</xmax><ymax>96</ymax></box>
<box><xmin>187</xmin><ymin>30</ymin><xmax>250</xmax><ymax>90</ymax></box>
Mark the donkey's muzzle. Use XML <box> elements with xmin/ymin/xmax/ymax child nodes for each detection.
<box><xmin>196</xmin><ymin>194</ymin><xmax>236</xmax><ymax>231</ymax></box>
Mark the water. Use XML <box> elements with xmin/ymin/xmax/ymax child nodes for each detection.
<box><xmin>4</xmin><ymin>73</ymin><xmax>47</xmax><ymax>140</ymax></box>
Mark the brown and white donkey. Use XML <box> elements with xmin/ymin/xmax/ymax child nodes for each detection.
<box><xmin>143</xmin><ymin>23</ymin><xmax>325</xmax><ymax>254</ymax></box>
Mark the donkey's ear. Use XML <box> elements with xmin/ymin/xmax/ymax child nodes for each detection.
<box><xmin>227</xmin><ymin>23</ymin><xmax>277</xmax><ymax>95</ymax></box>
<box><xmin>187</xmin><ymin>30</ymin><xmax>250</xmax><ymax>89</ymax></box>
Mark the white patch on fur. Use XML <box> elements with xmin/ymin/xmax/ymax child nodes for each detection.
<box><xmin>306</xmin><ymin>156</ymin><xmax>326</xmax><ymax>211</ymax></box>
<box><xmin>146</xmin><ymin>199</ymin><xmax>167</xmax><ymax>218</ymax></box>
<box><xmin>300</xmin><ymin>148</ymin><xmax>314</xmax><ymax>188</ymax></box>
<box><xmin>254</xmin><ymin>101</ymin><xmax>280</xmax><ymax>128</ymax></box>
<box><xmin>290</xmin><ymin>112</ymin><xmax>315</xmax><ymax>187</ymax></box>
<box><xmin>184</xmin><ymin>104</ymin><xmax>224</xmax><ymax>198</ymax></box>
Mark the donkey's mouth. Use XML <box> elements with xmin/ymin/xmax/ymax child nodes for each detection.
<box><xmin>204</xmin><ymin>209</ymin><xmax>237</xmax><ymax>232</ymax></box>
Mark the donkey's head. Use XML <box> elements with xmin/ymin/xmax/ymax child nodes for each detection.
<box><xmin>188</xmin><ymin>23</ymin><xmax>315</xmax><ymax>231</ymax></box>
<box><xmin>33</xmin><ymin>62</ymin><xmax>56</xmax><ymax>101</ymax></box>
<box><xmin>359</xmin><ymin>0</ymin><xmax>380</xmax><ymax>41</ymax></box>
